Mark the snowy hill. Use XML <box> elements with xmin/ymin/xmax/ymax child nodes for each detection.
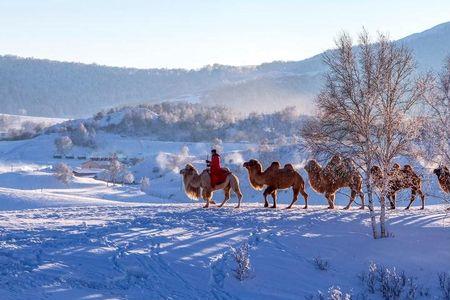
<box><xmin>1</xmin><ymin>22</ymin><xmax>449</xmax><ymax>118</ymax></box>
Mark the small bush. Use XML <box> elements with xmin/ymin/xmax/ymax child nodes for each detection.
<box><xmin>231</xmin><ymin>242</ymin><xmax>251</xmax><ymax>281</ymax></box>
<box><xmin>313</xmin><ymin>256</ymin><xmax>329</xmax><ymax>271</ymax></box>
<box><xmin>439</xmin><ymin>272</ymin><xmax>450</xmax><ymax>300</ymax></box>
<box><xmin>306</xmin><ymin>286</ymin><xmax>352</xmax><ymax>300</ymax></box>
<box><xmin>359</xmin><ymin>262</ymin><xmax>426</xmax><ymax>300</ymax></box>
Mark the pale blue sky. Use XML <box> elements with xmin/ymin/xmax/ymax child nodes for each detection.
<box><xmin>0</xmin><ymin>0</ymin><xmax>448</xmax><ymax>69</ymax></box>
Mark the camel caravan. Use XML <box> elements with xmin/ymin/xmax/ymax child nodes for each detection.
<box><xmin>179</xmin><ymin>149</ymin><xmax>449</xmax><ymax>210</ymax></box>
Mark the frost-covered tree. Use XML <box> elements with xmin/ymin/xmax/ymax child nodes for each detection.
<box><xmin>53</xmin><ymin>162</ymin><xmax>74</xmax><ymax>184</ymax></box>
<box><xmin>301</xmin><ymin>30</ymin><xmax>430</xmax><ymax>238</ymax></box>
<box><xmin>122</xmin><ymin>171</ymin><xmax>135</xmax><ymax>184</ymax></box>
<box><xmin>109</xmin><ymin>153</ymin><xmax>123</xmax><ymax>185</ymax></box>
<box><xmin>69</xmin><ymin>122</ymin><xmax>96</xmax><ymax>148</ymax></box>
<box><xmin>421</xmin><ymin>58</ymin><xmax>450</xmax><ymax>166</ymax></box>
<box><xmin>140</xmin><ymin>177</ymin><xmax>151</xmax><ymax>194</ymax></box>
<box><xmin>54</xmin><ymin>136</ymin><xmax>73</xmax><ymax>155</ymax></box>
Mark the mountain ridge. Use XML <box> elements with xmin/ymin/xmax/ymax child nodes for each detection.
<box><xmin>1</xmin><ymin>21</ymin><xmax>449</xmax><ymax>117</ymax></box>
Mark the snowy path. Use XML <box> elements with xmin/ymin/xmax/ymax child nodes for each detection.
<box><xmin>0</xmin><ymin>204</ymin><xmax>448</xmax><ymax>299</ymax></box>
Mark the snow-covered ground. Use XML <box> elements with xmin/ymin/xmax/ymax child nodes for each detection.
<box><xmin>0</xmin><ymin>132</ymin><xmax>449</xmax><ymax>299</ymax></box>
<box><xmin>0</xmin><ymin>204</ymin><xmax>448</xmax><ymax>299</ymax></box>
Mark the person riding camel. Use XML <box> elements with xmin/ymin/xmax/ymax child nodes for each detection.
<box><xmin>206</xmin><ymin>149</ymin><xmax>229</xmax><ymax>188</ymax></box>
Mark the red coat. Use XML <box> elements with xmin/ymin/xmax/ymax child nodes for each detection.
<box><xmin>210</xmin><ymin>154</ymin><xmax>228</xmax><ymax>186</ymax></box>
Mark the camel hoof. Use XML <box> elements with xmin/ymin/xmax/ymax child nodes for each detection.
<box><xmin>234</xmin><ymin>205</ymin><xmax>240</xmax><ymax>209</ymax></box>
<box><xmin>303</xmin><ymin>205</ymin><xmax>308</xmax><ymax>209</ymax></box>
<box><xmin>343</xmin><ymin>206</ymin><xmax>350</xmax><ymax>210</ymax></box>
<box><xmin>264</xmin><ymin>204</ymin><xmax>269</xmax><ymax>208</ymax></box>
<box><xmin>404</xmin><ymin>207</ymin><xmax>410</xmax><ymax>210</ymax></box>
<box><xmin>203</xmin><ymin>205</ymin><xmax>209</xmax><ymax>209</ymax></box>
<box><xmin>359</xmin><ymin>206</ymin><xmax>365</xmax><ymax>210</ymax></box>
<box><xmin>271</xmin><ymin>205</ymin><xmax>277</xmax><ymax>209</ymax></box>
<box><xmin>286</xmin><ymin>206</ymin><xmax>292</xmax><ymax>209</ymax></box>
<box><xmin>327</xmin><ymin>206</ymin><xmax>334</xmax><ymax>209</ymax></box>
<box><xmin>420</xmin><ymin>207</ymin><xmax>424</xmax><ymax>210</ymax></box>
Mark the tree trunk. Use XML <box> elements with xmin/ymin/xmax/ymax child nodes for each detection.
<box><xmin>379</xmin><ymin>194</ymin><xmax>387</xmax><ymax>238</ymax></box>
<box><xmin>365</xmin><ymin>178</ymin><xmax>379</xmax><ymax>239</ymax></box>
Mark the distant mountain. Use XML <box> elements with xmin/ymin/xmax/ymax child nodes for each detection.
<box><xmin>0</xmin><ymin>22</ymin><xmax>449</xmax><ymax>118</ymax></box>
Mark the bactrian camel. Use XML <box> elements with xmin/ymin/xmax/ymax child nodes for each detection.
<box><xmin>180</xmin><ymin>164</ymin><xmax>243</xmax><ymax>208</ymax></box>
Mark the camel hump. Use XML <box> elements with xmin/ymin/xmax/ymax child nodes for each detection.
<box><xmin>283</xmin><ymin>163</ymin><xmax>295</xmax><ymax>171</ymax></box>
<box><xmin>264</xmin><ymin>161</ymin><xmax>281</xmax><ymax>174</ymax></box>
<box><xmin>270</xmin><ymin>161</ymin><xmax>281</xmax><ymax>168</ymax></box>
<box><xmin>402</xmin><ymin>164</ymin><xmax>414</xmax><ymax>173</ymax></box>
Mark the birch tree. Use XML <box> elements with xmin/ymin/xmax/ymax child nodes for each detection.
<box><xmin>301</xmin><ymin>30</ymin><xmax>430</xmax><ymax>238</ymax></box>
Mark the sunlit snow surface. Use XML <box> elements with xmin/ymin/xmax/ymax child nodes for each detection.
<box><xmin>0</xmin><ymin>132</ymin><xmax>449</xmax><ymax>299</ymax></box>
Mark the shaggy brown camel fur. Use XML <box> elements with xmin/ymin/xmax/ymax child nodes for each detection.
<box><xmin>179</xmin><ymin>164</ymin><xmax>243</xmax><ymax>208</ymax></box>
<box><xmin>370</xmin><ymin>164</ymin><xmax>425</xmax><ymax>210</ymax></box>
<box><xmin>242</xmin><ymin>159</ymin><xmax>308</xmax><ymax>209</ymax></box>
<box><xmin>304</xmin><ymin>155</ymin><xmax>364</xmax><ymax>209</ymax></box>
<box><xmin>433</xmin><ymin>165</ymin><xmax>450</xmax><ymax>194</ymax></box>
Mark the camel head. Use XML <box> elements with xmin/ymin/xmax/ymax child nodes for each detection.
<box><xmin>243</xmin><ymin>159</ymin><xmax>264</xmax><ymax>190</ymax></box>
<box><xmin>402</xmin><ymin>164</ymin><xmax>414</xmax><ymax>174</ymax></box>
<box><xmin>179</xmin><ymin>164</ymin><xmax>200</xmax><ymax>200</ymax></box>
<box><xmin>179</xmin><ymin>164</ymin><xmax>198</xmax><ymax>176</ymax></box>
<box><xmin>392</xmin><ymin>163</ymin><xmax>400</xmax><ymax>171</ymax></box>
<box><xmin>243</xmin><ymin>159</ymin><xmax>263</xmax><ymax>172</ymax></box>
<box><xmin>304</xmin><ymin>160</ymin><xmax>321</xmax><ymax>174</ymax></box>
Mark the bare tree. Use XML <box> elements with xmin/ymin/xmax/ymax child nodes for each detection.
<box><xmin>301</xmin><ymin>30</ymin><xmax>430</xmax><ymax>238</ymax></box>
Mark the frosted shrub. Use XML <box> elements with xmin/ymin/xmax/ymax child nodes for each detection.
<box><xmin>231</xmin><ymin>242</ymin><xmax>251</xmax><ymax>281</ymax></box>
<box><xmin>122</xmin><ymin>171</ymin><xmax>135</xmax><ymax>184</ymax></box>
<box><xmin>359</xmin><ymin>262</ymin><xmax>426</xmax><ymax>300</ymax></box>
<box><xmin>140</xmin><ymin>177</ymin><xmax>151</xmax><ymax>194</ymax></box>
<box><xmin>53</xmin><ymin>162</ymin><xmax>74</xmax><ymax>184</ymax></box>
<box><xmin>328</xmin><ymin>286</ymin><xmax>351</xmax><ymax>300</ymax></box>
<box><xmin>306</xmin><ymin>286</ymin><xmax>352</xmax><ymax>300</ymax></box>
<box><xmin>313</xmin><ymin>256</ymin><xmax>329</xmax><ymax>271</ymax></box>
<box><xmin>439</xmin><ymin>272</ymin><xmax>450</xmax><ymax>300</ymax></box>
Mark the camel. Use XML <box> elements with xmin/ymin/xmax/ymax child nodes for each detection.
<box><xmin>242</xmin><ymin>159</ymin><xmax>308</xmax><ymax>209</ymax></box>
<box><xmin>179</xmin><ymin>164</ymin><xmax>243</xmax><ymax>208</ymax></box>
<box><xmin>304</xmin><ymin>155</ymin><xmax>364</xmax><ymax>209</ymax></box>
<box><xmin>433</xmin><ymin>165</ymin><xmax>450</xmax><ymax>194</ymax></box>
<box><xmin>370</xmin><ymin>164</ymin><xmax>425</xmax><ymax>210</ymax></box>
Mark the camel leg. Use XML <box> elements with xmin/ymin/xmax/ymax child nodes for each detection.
<box><xmin>203</xmin><ymin>190</ymin><xmax>213</xmax><ymax>208</ymax></box>
<box><xmin>325</xmin><ymin>192</ymin><xmax>335</xmax><ymax>209</ymax></box>
<box><xmin>343</xmin><ymin>190</ymin><xmax>356</xmax><ymax>210</ymax></box>
<box><xmin>263</xmin><ymin>187</ymin><xmax>275</xmax><ymax>208</ymax></box>
<box><xmin>405</xmin><ymin>190</ymin><xmax>416</xmax><ymax>210</ymax></box>
<box><xmin>301</xmin><ymin>190</ymin><xmax>308</xmax><ymax>209</ymax></box>
<box><xmin>359</xmin><ymin>192</ymin><xmax>365</xmax><ymax>209</ymax></box>
<box><xmin>218</xmin><ymin>186</ymin><xmax>231</xmax><ymax>208</ymax></box>
<box><xmin>233</xmin><ymin>185</ymin><xmax>243</xmax><ymax>209</ymax></box>
<box><xmin>418</xmin><ymin>189</ymin><xmax>425</xmax><ymax>210</ymax></box>
<box><xmin>270</xmin><ymin>190</ymin><xmax>278</xmax><ymax>208</ymax></box>
<box><xmin>286</xmin><ymin>187</ymin><xmax>299</xmax><ymax>209</ymax></box>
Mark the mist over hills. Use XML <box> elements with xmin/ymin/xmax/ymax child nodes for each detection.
<box><xmin>0</xmin><ymin>22</ymin><xmax>449</xmax><ymax>118</ymax></box>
